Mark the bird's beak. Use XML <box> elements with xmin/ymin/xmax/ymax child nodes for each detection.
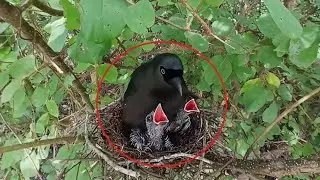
<box><xmin>184</xmin><ymin>99</ymin><xmax>200</xmax><ymax>113</ymax></box>
<box><xmin>154</xmin><ymin>103</ymin><xmax>169</xmax><ymax>124</ymax></box>
<box><xmin>168</xmin><ymin>77</ymin><xmax>183</xmax><ymax>96</ymax></box>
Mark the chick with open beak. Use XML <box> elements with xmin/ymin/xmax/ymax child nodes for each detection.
<box><xmin>146</xmin><ymin>103</ymin><xmax>173</xmax><ymax>151</ymax></box>
<box><xmin>166</xmin><ymin>98</ymin><xmax>200</xmax><ymax>134</ymax></box>
<box><xmin>129</xmin><ymin>103</ymin><xmax>173</xmax><ymax>152</ymax></box>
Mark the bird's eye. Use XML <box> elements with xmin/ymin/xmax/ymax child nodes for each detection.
<box><xmin>146</xmin><ymin>114</ymin><xmax>152</xmax><ymax>121</ymax></box>
<box><xmin>160</xmin><ymin>67</ymin><xmax>166</xmax><ymax>75</ymax></box>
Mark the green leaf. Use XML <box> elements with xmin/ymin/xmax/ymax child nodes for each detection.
<box><xmin>45</xmin><ymin>18</ymin><xmax>68</xmax><ymax>52</ymax></box>
<box><xmin>236</xmin><ymin>139</ymin><xmax>249</xmax><ymax>157</ymax></box>
<box><xmin>65</xmin><ymin>162</ymin><xmax>91</xmax><ymax>180</ymax></box>
<box><xmin>124</xmin><ymin>0</ymin><xmax>155</xmax><ymax>34</ymax></box>
<box><xmin>240</xmin><ymin>78</ymin><xmax>263</xmax><ymax>94</ymax></box>
<box><xmin>257</xmin><ymin>13</ymin><xmax>281</xmax><ymax>38</ymax></box>
<box><xmin>1</xmin><ymin>140</ymin><xmax>24</xmax><ymax>170</ymax></box>
<box><xmin>30</xmin><ymin>122</ymin><xmax>45</xmax><ymax>134</ymax></box>
<box><xmin>257</xmin><ymin>46</ymin><xmax>282</xmax><ymax>68</ymax></box>
<box><xmin>0</xmin><ymin>72</ymin><xmax>9</xmax><ymax>90</ymax></box>
<box><xmin>262</xmin><ymin>101</ymin><xmax>278</xmax><ymax>123</ymax></box>
<box><xmin>69</xmin><ymin>0</ymin><xmax>127</xmax><ymax>64</ymax></box>
<box><xmin>37</xmin><ymin>113</ymin><xmax>50</xmax><ymax>127</ymax></box>
<box><xmin>206</xmin><ymin>0</ymin><xmax>224</xmax><ymax>7</ymax></box>
<box><xmin>265</xmin><ymin>72</ymin><xmax>280</xmax><ymax>88</ymax></box>
<box><xmin>301</xmin><ymin>142</ymin><xmax>314</xmax><ymax>156</ymax></box>
<box><xmin>31</xmin><ymin>86</ymin><xmax>50</xmax><ymax>107</ymax></box>
<box><xmin>46</xmin><ymin>100</ymin><xmax>59</xmax><ymax>118</ymax></box>
<box><xmin>60</xmin><ymin>0</ymin><xmax>80</xmax><ymax>30</ymax></box>
<box><xmin>55</xmin><ymin>144</ymin><xmax>84</xmax><ymax>160</ymax></box>
<box><xmin>240</xmin><ymin>86</ymin><xmax>271</xmax><ymax>112</ymax></box>
<box><xmin>20</xmin><ymin>152</ymin><xmax>40</xmax><ymax>178</ymax></box>
<box><xmin>288</xmin><ymin>30</ymin><xmax>320</xmax><ymax>68</ymax></box>
<box><xmin>278</xmin><ymin>84</ymin><xmax>293</xmax><ymax>101</ymax></box>
<box><xmin>8</xmin><ymin>55</ymin><xmax>36</xmax><ymax>79</ymax></box>
<box><xmin>74</xmin><ymin>63</ymin><xmax>92</xmax><ymax>73</ymax></box>
<box><xmin>12</xmin><ymin>88</ymin><xmax>26</xmax><ymax>108</ymax></box>
<box><xmin>49</xmin><ymin>75</ymin><xmax>59</xmax><ymax>96</ymax></box>
<box><xmin>211</xmin><ymin>17</ymin><xmax>234</xmax><ymax>36</ymax></box>
<box><xmin>158</xmin><ymin>0</ymin><xmax>174</xmax><ymax>6</ymax></box>
<box><xmin>196</xmin><ymin>78</ymin><xmax>211</xmax><ymax>92</ymax></box>
<box><xmin>202</xmin><ymin>55</ymin><xmax>232</xmax><ymax>86</ymax></box>
<box><xmin>184</xmin><ymin>32</ymin><xmax>209</xmax><ymax>52</ymax></box>
<box><xmin>63</xmin><ymin>75</ymin><xmax>75</xmax><ymax>87</ymax></box>
<box><xmin>263</xmin><ymin>0</ymin><xmax>303</xmax><ymax>39</ymax></box>
<box><xmin>97</xmin><ymin>64</ymin><xmax>118</xmax><ymax>83</ymax></box>
<box><xmin>1</xmin><ymin>79</ymin><xmax>21</xmax><ymax>103</ymax></box>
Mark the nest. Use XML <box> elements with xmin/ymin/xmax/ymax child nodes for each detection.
<box><xmin>88</xmin><ymin>99</ymin><xmax>222</xmax><ymax>160</ymax></box>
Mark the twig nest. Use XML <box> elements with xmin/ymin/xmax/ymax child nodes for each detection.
<box><xmin>89</xmin><ymin>99</ymin><xmax>222</xmax><ymax>160</ymax></box>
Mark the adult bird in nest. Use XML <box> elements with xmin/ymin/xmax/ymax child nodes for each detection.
<box><xmin>130</xmin><ymin>103</ymin><xmax>173</xmax><ymax>151</ymax></box>
<box><xmin>166</xmin><ymin>98</ymin><xmax>200</xmax><ymax>134</ymax></box>
<box><xmin>122</xmin><ymin>53</ymin><xmax>197</xmax><ymax>139</ymax></box>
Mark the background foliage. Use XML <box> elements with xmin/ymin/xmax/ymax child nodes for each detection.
<box><xmin>0</xmin><ymin>0</ymin><xmax>320</xmax><ymax>179</ymax></box>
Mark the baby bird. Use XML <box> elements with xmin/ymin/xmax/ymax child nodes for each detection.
<box><xmin>166</xmin><ymin>99</ymin><xmax>200</xmax><ymax>134</ymax></box>
<box><xmin>130</xmin><ymin>103</ymin><xmax>173</xmax><ymax>152</ymax></box>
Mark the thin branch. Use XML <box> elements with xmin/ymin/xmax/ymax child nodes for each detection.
<box><xmin>32</xmin><ymin>0</ymin><xmax>63</xmax><ymax>16</ymax></box>
<box><xmin>84</xmin><ymin>120</ymin><xmax>140</xmax><ymax>178</ymax></box>
<box><xmin>0</xmin><ymin>1</ymin><xmax>94</xmax><ymax>111</ymax></box>
<box><xmin>19</xmin><ymin>0</ymin><xmax>33</xmax><ymax>11</ymax></box>
<box><xmin>179</xmin><ymin>0</ymin><xmax>235</xmax><ymax>49</ymax></box>
<box><xmin>156</xmin><ymin>16</ymin><xmax>187</xmax><ymax>31</ymax></box>
<box><xmin>244</xmin><ymin>87</ymin><xmax>320</xmax><ymax>159</ymax></box>
<box><xmin>0</xmin><ymin>136</ymin><xmax>85</xmax><ymax>153</ymax></box>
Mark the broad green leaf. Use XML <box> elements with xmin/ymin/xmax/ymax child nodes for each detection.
<box><xmin>1</xmin><ymin>79</ymin><xmax>21</xmax><ymax>103</ymax></box>
<box><xmin>12</xmin><ymin>88</ymin><xmax>26</xmax><ymax>108</ymax></box>
<box><xmin>31</xmin><ymin>86</ymin><xmax>50</xmax><ymax>107</ymax></box>
<box><xmin>20</xmin><ymin>152</ymin><xmax>40</xmax><ymax>178</ymax></box>
<box><xmin>55</xmin><ymin>144</ymin><xmax>84</xmax><ymax>160</ymax></box>
<box><xmin>314</xmin><ymin>117</ymin><xmax>320</xmax><ymax>124</ymax></box>
<box><xmin>65</xmin><ymin>162</ymin><xmax>90</xmax><ymax>180</ymax></box>
<box><xmin>74</xmin><ymin>63</ymin><xmax>92</xmax><ymax>73</ymax></box>
<box><xmin>257</xmin><ymin>46</ymin><xmax>282</xmax><ymax>68</ymax></box>
<box><xmin>46</xmin><ymin>100</ymin><xmax>59</xmax><ymax>118</ymax></box>
<box><xmin>184</xmin><ymin>32</ymin><xmax>209</xmax><ymax>52</ymax></box>
<box><xmin>278</xmin><ymin>84</ymin><xmax>293</xmax><ymax>101</ymax></box>
<box><xmin>69</xmin><ymin>0</ymin><xmax>127</xmax><ymax>64</ymax></box>
<box><xmin>30</xmin><ymin>122</ymin><xmax>45</xmax><ymax>134</ymax></box>
<box><xmin>97</xmin><ymin>64</ymin><xmax>118</xmax><ymax>83</ymax></box>
<box><xmin>225</xmin><ymin>33</ymin><xmax>259</xmax><ymax>54</ymax></box>
<box><xmin>239</xmin><ymin>86</ymin><xmax>271</xmax><ymax>112</ymax></box>
<box><xmin>272</xmin><ymin>33</ymin><xmax>290</xmax><ymax>56</ymax></box>
<box><xmin>158</xmin><ymin>0</ymin><xmax>174</xmax><ymax>6</ymax></box>
<box><xmin>196</xmin><ymin>78</ymin><xmax>211</xmax><ymax>92</ymax></box>
<box><xmin>211</xmin><ymin>17</ymin><xmax>234</xmax><ymax>36</ymax></box>
<box><xmin>263</xmin><ymin>0</ymin><xmax>303</xmax><ymax>39</ymax></box>
<box><xmin>234</xmin><ymin>66</ymin><xmax>254</xmax><ymax>82</ymax></box>
<box><xmin>265</xmin><ymin>72</ymin><xmax>280</xmax><ymax>88</ymax></box>
<box><xmin>0</xmin><ymin>72</ymin><xmax>9</xmax><ymax>90</ymax></box>
<box><xmin>1</xmin><ymin>140</ymin><xmax>24</xmax><ymax>170</ymax></box>
<box><xmin>8</xmin><ymin>55</ymin><xmax>36</xmax><ymax>79</ymax></box>
<box><xmin>49</xmin><ymin>75</ymin><xmax>59</xmax><ymax>96</ymax></box>
<box><xmin>240</xmin><ymin>78</ymin><xmax>263</xmax><ymax>94</ymax></box>
<box><xmin>257</xmin><ymin>13</ymin><xmax>281</xmax><ymax>38</ymax></box>
<box><xmin>262</xmin><ymin>101</ymin><xmax>278</xmax><ymax>123</ymax></box>
<box><xmin>124</xmin><ymin>0</ymin><xmax>155</xmax><ymax>34</ymax></box>
<box><xmin>288</xmin><ymin>31</ymin><xmax>320</xmax><ymax>68</ymax></box>
<box><xmin>202</xmin><ymin>55</ymin><xmax>232</xmax><ymax>86</ymax></box>
<box><xmin>236</xmin><ymin>139</ymin><xmax>249</xmax><ymax>157</ymax></box>
<box><xmin>63</xmin><ymin>75</ymin><xmax>75</xmax><ymax>87</ymax></box>
<box><xmin>38</xmin><ymin>113</ymin><xmax>50</xmax><ymax>127</ymax></box>
<box><xmin>206</xmin><ymin>0</ymin><xmax>224</xmax><ymax>7</ymax></box>
<box><xmin>45</xmin><ymin>18</ymin><xmax>68</xmax><ymax>52</ymax></box>
<box><xmin>60</xmin><ymin>0</ymin><xmax>80</xmax><ymax>30</ymax></box>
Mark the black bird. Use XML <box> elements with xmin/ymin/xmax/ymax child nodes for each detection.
<box><xmin>130</xmin><ymin>103</ymin><xmax>173</xmax><ymax>151</ymax></box>
<box><xmin>122</xmin><ymin>53</ymin><xmax>196</xmax><ymax>138</ymax></box>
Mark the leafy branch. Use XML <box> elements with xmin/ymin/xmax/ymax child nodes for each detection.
<box><xmin>0</xmin><ymin>0</ymin><xmax>94</xmax><ymax>111</ymax></box>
